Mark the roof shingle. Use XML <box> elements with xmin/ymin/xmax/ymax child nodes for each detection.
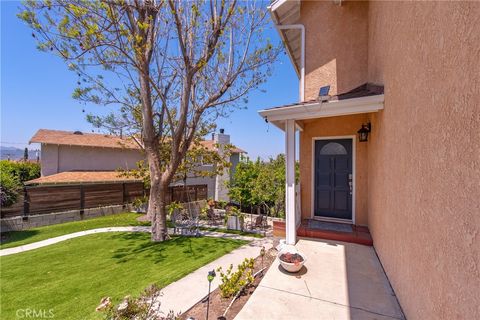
<box><xmin>25</xmin><ymin>171</ymin><xmax>141</xmax><ymax>185</ymax></box>
<box><xmin>30</xmin><ymin>129</ymin><xmax>245</xmax><ymax>153</ymax></box>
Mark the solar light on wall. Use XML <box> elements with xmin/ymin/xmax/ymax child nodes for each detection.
<box><xmin>318</xmin><ymin>85</ymin><xmax>331</xmax><ymax>102</ymax></box>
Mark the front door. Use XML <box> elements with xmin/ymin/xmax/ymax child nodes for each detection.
<box><xmin>314</xmin><ymin>139</ymin><xmax>353</xmax><ymax>220</ymax></box>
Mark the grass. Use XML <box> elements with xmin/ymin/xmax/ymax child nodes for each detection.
<box><xmin>0</xmin><ymin>213</ymin><xmax>148</xmax><ymax>249</ymax></box>
<box><xmin>1</xmin><ymin>212</ymin><xmax>263</xmax><ymax>250</ymax></box>
<box><xmin>1</xmin><ymin>232</ymin><xmax>247</xmax><ymax>320</ymax></box>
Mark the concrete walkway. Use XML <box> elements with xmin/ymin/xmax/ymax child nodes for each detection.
<box><xmin>235</xmin><ymin>238</ymin><xmax>405</xmax><ymax>320</ymax></box>
<box><xmin>0</xmin><ymin>226</ymin><xmax>264</xmax><ymax>257</ymax></box>
<box><xmin>158</xmin><ymin>236</ymin><xmax>273</xmax><ymax>316</ymax></box>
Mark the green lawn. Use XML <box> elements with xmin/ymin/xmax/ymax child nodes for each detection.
<box><xmin>1</xmin><ymin>232</ymin><xmax>247</xmax><ymax>320</ymax></box>
<box><xmin>1</xmin><ymin>213</ymin><xmax>263</xmax><ymax>250</ymax></box>
<box><xmin>0</xmin><ymin>213</ymin><xmax>148</xmax><ymax>249</ymax></box>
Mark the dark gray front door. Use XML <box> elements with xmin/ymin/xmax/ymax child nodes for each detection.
<box><xmin>314</xmin><ymin>139</ymin><xmax>353</xmax><ymax>220</ymax></box>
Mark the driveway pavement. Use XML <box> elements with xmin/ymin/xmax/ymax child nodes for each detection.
<box><xmin>235</xmin><ymin>238</ymin><xmax>405</xmax><ymax>320</ymax></box>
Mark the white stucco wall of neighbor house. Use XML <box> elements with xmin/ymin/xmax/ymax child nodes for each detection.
<box><xmin>41</xmin><ymin>144</ymin><xmax>144</xmax><ymax>176</ymax></box>
<box><xmin>40</xmin><ymin>144</ymin><xmax>60</xmax><ymax>176</ymax></box>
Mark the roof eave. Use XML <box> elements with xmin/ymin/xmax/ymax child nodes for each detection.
<box><xmin>259</xmin><ymin>94</ymin><xmax>385</xmax><ymax>131</ymax></box>
<box><xmin>268</xmin><ymin>0</ymin><xmax>302</xmax><ymax>78</ymax></box>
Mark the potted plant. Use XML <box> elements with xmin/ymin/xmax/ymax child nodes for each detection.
<box><xmin>166</xmin><ymin>201</ymin><xmax>184</xmax><ymax>218</ymax></box>
<box><xmin>225</xmin><ymin>206</ymin><xmax>245</xmax><ymax>231</ymax></box>
<box><xmin>207</xmin><ymin>198</ymin><xmax>216</xmax><ymax>208</ymax></box>
<box><xmin>278</xmin><ymin>248</ymin><xmax>306</xmax><ymax>273</ymax></box>
<box><xmin>132</xmin><ymin>196</ymin><xmax>148</xmax><ymax>213</ymax></box>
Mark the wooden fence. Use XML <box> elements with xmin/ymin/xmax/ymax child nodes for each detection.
<box><xmin>1</xmin><ymin>183</ymin><xmax>208</xmax><ymax>219</ymax></box>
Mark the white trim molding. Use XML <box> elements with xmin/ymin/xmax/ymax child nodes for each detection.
<box><xmin>260</xmin><ymin>94</ymin><xmax>384</xmax><ymax>131</ymax></box>
<box><xmin>311</xmin><ymin>136</ymin><xmax>356</xmax><ymax>225</ymax></box>
<box><xmin>285</xmin><ymin>119</ymin><xmax>297</xmax><ymax>245</ymax></box>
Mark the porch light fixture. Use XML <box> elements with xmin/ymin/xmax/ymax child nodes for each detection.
<box><xmin>357</xmin><ymin>123</ymin><xmax>371</xmax><ymax>142</ymax></box>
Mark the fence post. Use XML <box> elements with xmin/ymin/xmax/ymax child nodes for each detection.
<box><xmin>23</xmin><ymin>186</ymin><xmax>30</xmax><ymax>221</ymax></box>
<box><xmin>122</xmin><ymin>183</ymin><xmax>126</xmax><ymax>208</ymax></box>
<box><xmin>80</xmin><ymin>185</ymin><xmax>85</xmax><ymax>215</ymax></box>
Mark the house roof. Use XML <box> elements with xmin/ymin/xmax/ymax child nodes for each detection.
<box><xmin>30</xmin><ymin>129</ymin><xmax>245</xmax><ymax>153</ymax></box>
<box><xmin>25</xmin><ymin>171</ymin><xmax>141</xmax><ymax>186</ymax></box>
<box><xmin>30</xmin><ymin>129</ymin><xmax>139</xmax><ymax>149</ymax></box>
<box><xmin>259</xmin><ymin>83</ymin><xmax>385</xmax><ymax>131</ymax></box>
<box><xmin>264</xmin><ymin>84</ymin><xmax>384</xmax><ymax>112</ymax></box>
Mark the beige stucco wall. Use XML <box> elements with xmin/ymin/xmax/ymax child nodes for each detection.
<box><xmin>40</xmin><ymin>144</ymin><xmax>144</xmax><ymax>176</ymax></box>
<box><xmin>365</xmin><ymin>2</ymin><xmax>480</xmax><ymax>319</ymax></box>
<box><xmin>301</xmin><ymin>0</ymin><xmax>368</xmax><ymax>99</ymax></box>
<box><xmin>295</xmin><ymin>1</ymin><xmax>480</xmax><ymax>318</ymax></box>
<box><xmin>40</xmin><ymin>144</ymin><xmax>59</xmax><ymax>176</ymax></box>
<box><xmin>299</xmin><ymin>114</ymin><xmax>369</xmax><ymax>226</ymax></box>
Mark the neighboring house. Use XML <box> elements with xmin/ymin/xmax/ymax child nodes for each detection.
<box><xmin>28</xmin><ymin>128</ymin><xmax>244</xmax><ymax>202</ymax></box>
<box><xmin>261</xmin><ymin>1</ymin><xmax>479</xmax><ymax>319</ymax></box>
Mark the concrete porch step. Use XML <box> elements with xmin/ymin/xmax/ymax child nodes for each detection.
<box><xmin>272</xmin><ymin>220</ymin><xmax>373</xmax><ymax>246</ymax></box>
<box><xmin>297</xmin><ymin>220</ymin><xmax>373</xmax><ymax>246</ymax></box>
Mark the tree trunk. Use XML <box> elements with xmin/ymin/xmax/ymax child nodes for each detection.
<box><xmin>138</xmin><ymin>58</ymin><xmax>169</xmax><ymax>242</ymax></box>
<box><xmin>148</xmin><ymin>176</ymin><xmax>169</xmax><ymax>242</ymax></box>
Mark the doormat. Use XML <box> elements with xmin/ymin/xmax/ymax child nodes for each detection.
<box><xmin>307</xmin><ymin>220</ymin><xmax>352</xmax><ymax>233</ymax></box>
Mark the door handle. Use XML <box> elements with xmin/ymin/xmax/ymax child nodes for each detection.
<box><xmin>348</xmin><ymin>174</ymin><xmax>353</xmax><ymax>195</ymax></box>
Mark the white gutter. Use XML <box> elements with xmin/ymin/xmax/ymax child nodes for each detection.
<box><xmin>268</xmin><ymin>4</ymin><xmax>305</xmax><ymax>102</ymax></box>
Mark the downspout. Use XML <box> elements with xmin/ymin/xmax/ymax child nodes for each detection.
<box><xmin>268</xmin><ymin>7</ymin><xmax>305</xmax><ymax>102</ymax></box>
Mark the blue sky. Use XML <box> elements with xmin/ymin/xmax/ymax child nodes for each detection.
<box><xmin>1</xmin><ymin>1</ymin><xmax>298</xmax><ymax>159</ymax></box>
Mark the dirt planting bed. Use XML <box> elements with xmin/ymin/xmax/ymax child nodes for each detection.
<box><xmin>180</xmin><ymin>245</ymin><xmax>278</xmax><ymax>320</ymax></box>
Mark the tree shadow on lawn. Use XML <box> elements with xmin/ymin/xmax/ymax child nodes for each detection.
<box><xmin>109</xmin><ymin>233</ymin><xmax>239</xmax><ymax>264</ymax></box>
<box><xmin>0</xmin><ymin>229</ymin><xmax>40</xmax><ymax>246</ymax></box>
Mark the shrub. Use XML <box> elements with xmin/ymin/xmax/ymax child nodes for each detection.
<box><xmin>224</xmin><ymin>206</ymin><xmax>245</xmax><ymax>225</ymax></box>
<box><xmin>96</xmin><ymin>284</ymin><xmax>177</xmax><ymax>320</ymax></box>
<box><xmin>0</xmin><ymin>160</ymin><xmax>40</xmax><ymax>207</ymax></box>
<box><xmin>0</xmin><ymin>160</ymin><xmax>40</xmax><ymax>183</ymax></box>
<box><xmin>216</xmin><ymin>258</ymin><xmax>255</xmax><ymax>298</ymax></box>
<box><xmin>0</xmin><ymin>170</ymin><xmax>21</xmax><ymax>207</ymax></box>
<box><xmin>166</xmin><ymin>201</ymin><xmax>183</xmax><ymax>216</ymax></box>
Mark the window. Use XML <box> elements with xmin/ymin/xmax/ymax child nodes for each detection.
<box><xmin>319</xmin><ymin>142</ymin><xmax>347</xmax><ymax>155</ymax></box>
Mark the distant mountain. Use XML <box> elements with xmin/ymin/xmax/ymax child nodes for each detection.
<box><xmin>0</xmin><ymin>146</ymin><xmax>40</xmax><ymax>161</ymax></box>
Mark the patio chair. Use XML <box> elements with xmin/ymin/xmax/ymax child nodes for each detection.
<box><xmin>246</xmin><ymin>213</ymin><xmax>268</xmax><ymax>231</ymax></box>
<box><xmin>171</xmin><ymin>204</ymin><xmax>200</xmax><ymax>236</ymax></box>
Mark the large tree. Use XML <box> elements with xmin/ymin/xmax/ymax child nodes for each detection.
<box><xmin>20</xmin><ymin>0</ymin><xmax>279</xmax><ymax>241</ymax></box>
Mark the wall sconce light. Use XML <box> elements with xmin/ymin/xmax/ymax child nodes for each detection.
<box><xmin>357</xmin><ymin>123</ymin><xmax>371</xmax><ymax>142</ymax></box>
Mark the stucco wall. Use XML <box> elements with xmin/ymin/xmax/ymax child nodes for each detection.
<box><xmin>56</xmin><ymin>145</ymin><xmax>144</xmax><ymax>173</ymax></box>
<box><xmin>40</xmin><ymin>144</ymin><xmax>144</xmax><ymax>175</ymax></box>
<box><xmin>301</xmin><ymin>0</ymin><xmax>368</xmax><ymax>99</ymax></box>
<box><xmin>294</xmin><ymin>1</ymin><xmax>479</xmax><ymax>318</ymax></box>
<box><xmin>299</xmin><ymin>114</ymin><xmax>369</xmax><ymax>226</ymax></box>
<box><xmin>41</xmin><ymin>144</ymin><xmax>59</xmax><ymax>176</ymax></box>
<box><xmin>365</xmin><ymin>2</ymin><xmax>480</xmax><ymax>319</ymax></box>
